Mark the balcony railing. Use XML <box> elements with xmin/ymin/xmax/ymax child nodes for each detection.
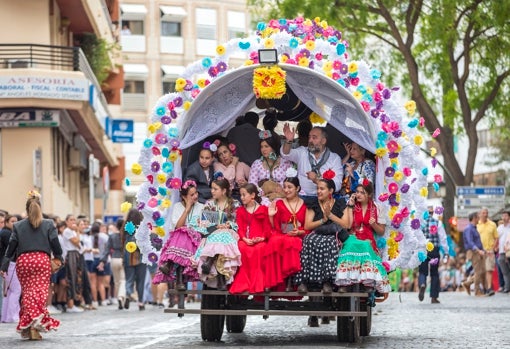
<box><xmin>0</xmin><ymin>43</ymin><xmax>110</xmax><ymax>118</ymax></box>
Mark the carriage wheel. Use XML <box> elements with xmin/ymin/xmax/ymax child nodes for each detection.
<box><xmin>337</xmin><ymin>297</ymin><xmax>360</xmax><ymax>343</ymax></box>
<box><xmin>226</xmin><ymin>315</ymin><xmax>247</xmax><ymax>333</ymax></box>
<box><xmin>359</xmin><ymin>302</ymin><xmax>372</xmax><ymax>336</ymax></box>
<box><xmin>200</xmin><ymin>286</ymin><xmax>225</xmax><ymax>341</ymax></box>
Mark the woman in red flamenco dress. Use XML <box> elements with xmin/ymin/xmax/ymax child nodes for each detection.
<box><xmin>229</xmin><ymin>183</ymin><xmax>272</xmax><ymax>294</ymax></box>
<box><xmin>266</xmin><ymin>175</ymin><xmax>309</xmax><ymax>291</ymax></box>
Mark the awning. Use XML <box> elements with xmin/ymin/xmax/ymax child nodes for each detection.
<box><xmin>161</xmin><ymin>65</ymin><xmax>185</xmax><ymax>80</ymax></box>
<box><xmin>123</xmin><ymin>64</ymin><xmax>149</xmax><ymax>80</ymax></box>
<box><xmin>160</xmin><ymin>6</ymin><xmax>187</xmax><ymax>21</ymax></box>
<box><xmin>120</xmin><ymin>4</ymin><xmax>148</xmax><ymax>21</ymax></box>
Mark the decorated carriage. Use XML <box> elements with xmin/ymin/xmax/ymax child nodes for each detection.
<box><xmin>128</xmin><ymin>17</ymin><xmax>437</xmax><ymax>343</ymax></box>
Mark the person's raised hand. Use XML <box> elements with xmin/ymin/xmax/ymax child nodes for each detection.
<box><xmin>283</xmin><ymin>123</ymin><xmax>295</xmax><ymax>142</ymax></box>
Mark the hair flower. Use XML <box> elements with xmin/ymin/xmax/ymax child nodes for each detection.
<box><xmin>182</xmin><ymin>180</ymin><xmax>197</xmax><ymax>189</ymax></box>
<box><xmin>213</xmin><ymin>171</ymin><xmax>224</xmax><ymax>180</ymax></box>
<box><xmin>259</xmin><ymin>130</ymin><xmax>272</xmax><ymax>139</ymax></box>
<box><xmin>228</xmin><ymin>143</ymin><xmax>236</xmax><ymax>154</ymax></box>
<box><xmin>322</xmin><ymin>169</ymin><xmax>336</xmax><ymax>180</ymax></box>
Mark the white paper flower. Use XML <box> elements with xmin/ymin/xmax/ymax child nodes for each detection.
<box><xmin>209</xmin><ymin>144</ymin><xmax>217</xmax><ymax>152</ymax></box>
<box><xmin>286</xmin><ymin>167</ymin><xmax>298</xmax><ymax>178</ymax></box>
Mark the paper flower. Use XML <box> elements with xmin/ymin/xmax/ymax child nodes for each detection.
<box><xmin>216</xmin><ymin>45</ymin><xmax>226</xmax><ymax>56</ymax></box>
<box><xmin>148</xmin><ymin>253</ymin><xmax>158</xmax><ymax>263</ymax></box>
<box><xmin>125</xmin><ymin>241</ymin><xmax>137</xmax><ymax>253</ymax></box>
<box><xmin>286</xmin><ymin>167</ymin><xmax>298</xmax><ymax>178</ymax></box>
<box><xmin>322</xmin><ymin>169</ymin><xmax>336</xmax><ymax>180</ymax></box>
<box><xmin>426</xmin><ymin>241</ymin><xmax>434</xmax><ymax>252</ymax></box>
<box><xmin>120</xmin><ymin>201</ymin><xmax>132</xmax><ymax>213</ymax></box>
<box><xmin>124</xmin><ymin>221</ymin><xmax>136</xmax><ymax>235</ymax></box>
<box><xmin>309</xmin><ymin>112</ymin><xmax>326</xmax><ymax>124</ymax></box>
<box><xmin>253</xmin><ymin>66</ymin><xmax>287</xmax><ymax>99</ymax></box>
<box><xmin>131</xmin><ymin>163</ymin><xmax>142</xmax><ymax>175</ymax></box>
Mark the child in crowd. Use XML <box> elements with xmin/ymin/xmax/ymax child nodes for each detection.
<box><xmin>230</xmin><ymin>184</ymin><xmax>272</xmax><ymax>294</ymax></box>
<box><xmin>183</xmin><ymin>145</ymin><xmax>215</xmax><ymax>203</ymax></box>
<box><xmin>194</xmin><ymin>178</ymin><xmax>242</xmax><ymax>290</ymax></box>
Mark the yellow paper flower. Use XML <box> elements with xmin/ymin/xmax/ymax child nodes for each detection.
<box><xmin>148</xmin><ymin>122</ymin><xmax>162</xmax><ymax>134</ymax></box>
<box><xmin>305</xmin><ymin>40</ymin><xmax>315</xmax><ymax>51</ymax></box>
<box><xmin>393</xmin><ymin>171</ymin><xmax>404</xmax><ymax>182</ymax></box>
<box><xmin>314</xmin><ymin>17</ymin><xmax>321</xmax><ymax>24</ymax></box>
<box><xmin>126</xmin><ymin>242</ymin><xmax>137</xmax><ymax>253</ymax></box>
<box><xmin>323</xmin><ymin>61</ymin><xmax>333</xmax><ymax>72</ymax></box>
<box><xmin>404</xmin><ymin>100</ymin><xmax>417</xmax><ymax>115</ymax></box>
<box><xmin>155</xmin><ymin>226</ymin><xmax>166</xmax><ymax>237</ymax></box>
<box><xmin>169</xmin><ymin>151</ymin><xmax>179</xmax><ymax>162</ymax></box>
<box><xmin>244</xmin><ymin>60</ymin><xmax>254</xmax><ymax>66</ymax></box>
<box><xmin>309</xmin><ymin>112</ymin><xmax>326</xmax><ymax>124</ymax></box>
<box><xmin>420</xmin><ymin>187</ymin><xmax>428</xmax><ymax>197</ymax></box>
<box><xmin>264</xmin><ymin>38</ymin><xmax>274</xmax><ymax>48</ymax></box>
<box><xmin>183</xmin><ymin>101</ymin><xmax>191</xmax><ymax>111</ymax></box>
<box><xmin>131</xmin><ymin>163</ymin><xmax>142</xmax><ymax>175</ymax></box>
<box><xmin>348</xmin><ymin>62</ymin><xmax>358</xmax><ymax>73</ymax></box>
<box><xmin>197</xmin><ymin>79</ymin><xmax>207</xmax><ymax>88</ymax></box>
<box><xmin>161</xmin><ymin>199</ymin><xmax>171</xmax><ymax>209</ymax></box>
<box><xmin>253</xmin><ymin>66</ymin><xmax>287</xmax><ymax>99</ymax></box>
<box><xmin>281</xmin><ymin>55</ymin><xmax>288</xmax><ymax>63</ymax></box>
<box><xmin>390</xmin><ymin>158</ymin><xmax>399</xmax><ymax>166</ymax></box>
<box><xmin>426</xmin><ymin>241</ymin><xmax>434</xmax><ymax>252</ymax></box>
<box><xmin>375</xmin><ymin>148</ymin><xmax>387</xmax><ymax>158</ymax></box>
<box><xmin>366</xmin><ymin>87</ymin><xmax>373</xmax><ymax>95</ymax></box>
<box><xmin>175</xmin><ymin>78</ymin><xmax>186</xmax><ymax>92</ymax></box>
<box><xmin>157</xmin><ymin>173</ymin><xmax>166</xmax><ymax>184</ymax></box>
<box><xmin>120</xmin><ymin>201</ymin><xmax>132</xmax><ymax>213</ymax></box>
<box><xmin>430</xmin><ymin>147</ymin><xmax>437</xmax><ymax>157</ymax></box>
<box><xmin>298</xmin><ymin>57</ymin><xmax>309</xmax><ymax>67</ymax></box>
<box><xmin>352</xmin><ymin>91</ymin><xmax>362</xmax><ymax>100</ymax></box>
<box><xmin>216</xmin><ymin>45</ymin><xmax>226</xmax><ymax>56</ymax></box>
<box><xmin>414</xmin><ymin>135</ymin><xmax>423</xmax><ymax>146</ymax></box>
<box><xmin>304</xmin><ymin>18</ymin><xmax>313</xmax><ymax>26</ymax></box>
<box><xmin>320</xmin><ymin>20</ymin><xmax>328</xmax><ymax>29</ymax></box>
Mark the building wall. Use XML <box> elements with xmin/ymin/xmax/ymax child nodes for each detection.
<box><xmin>0</xmin><ymin>0</ymin><xmax>53</xmax><ymax>45</ymax></box>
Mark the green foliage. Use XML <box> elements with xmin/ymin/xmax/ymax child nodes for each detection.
<box><xmin>247</xmin><ymin>0</ymin><xmax>510</xmax><ymax>185</ymax></box>
<box><xmin>78</xmin><ymin>33</ymin><xmax>112</xmax><ymax>85</ymax></box>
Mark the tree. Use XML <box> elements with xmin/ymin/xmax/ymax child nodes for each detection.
<box><xmin>248</xmin><ymin>0</ymin><xmax>510</xmax><ymax>220</ymax></box>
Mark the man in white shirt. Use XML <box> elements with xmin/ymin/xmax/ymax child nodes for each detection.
<box><xmin>281</xmin><ymin>123</ymin><xmax>343</xmax><ymax>203</ymax></box>
<box><xmin>496</xmin><ymin>210</ymin><xmax>510</xmax><ymax>293</ymax></box>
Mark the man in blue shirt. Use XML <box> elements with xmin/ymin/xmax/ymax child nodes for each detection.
<box><xmin>462</xmin><ymin>212</ymin><xmax>486</xmax><ymax>296</ymax></box>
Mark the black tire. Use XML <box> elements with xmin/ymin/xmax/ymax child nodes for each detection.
<box><xmin>226</xmin><ymin>315</ymin><xmax>247</xmax><ymax>333</ymax></box>
<box><xmin>359</xmin><ymin>302</ymin><xmax>372</xmax><ymax>336</ymax></box>
<box><xmin>200</xmin><ymin>287</ymin><xmax>225</xmax><ymax>341</ymax></box>
<box><xmin>337</xmin><ymin>297</ymin><xmax>360</xmax><ymax>343</ymax></box>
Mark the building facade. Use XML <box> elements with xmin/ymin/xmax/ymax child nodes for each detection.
<box><xmin>0</xmin><ymin>0</ymin><xmax>125</xmax><ymax>219</ymax></box>
<box><xmin>118</xmin><ymin>0</ymin><xmax>250</xmax><ymax>197</ymax></box>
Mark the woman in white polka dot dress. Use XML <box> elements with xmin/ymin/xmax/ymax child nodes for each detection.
<box><xmin>0</xmin><ymin>191</ymin><xmax>62</xmax><ymax>340</ymax></box>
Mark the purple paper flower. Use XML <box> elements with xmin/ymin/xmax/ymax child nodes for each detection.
<box><xmin>151</xmin><ymin>236</ymin><xmax>162</xmax><ymax>245</ymax></box>
<box><xmin>173</xmin><ymin>97</ymin><xmax>183</xmax><ymax>107</ymax></box>
<box><xmin>148</xmin><ymin>187</ymin><xmax>158</xmax><ymax>196</ymax></box>
<box><xmin>382</xmin><ymin>89</ymin><xmax>391</xmax><ymax>99</ymax></box>
<box><xmin>161</xmin><ymin>114</ymin><xmax>171</xmax><ymax>124</ymax></box>
<box><xmin>151</xmin><ymin>161</ymin><xmax>160</xmax><ymax>172</ymax></box>
<box><xmin>388</xmin><ymin>194</ymin><xmax>399</xmax><ymax>207</ymax></box>
<box><xmin>400</xmin><ymin>183</ymin><xmax>410</xmax><ymax>193</ymax></box>
<box><xmin>148</xmin><ymin>252</ymin><xmax>158</xmax><ymax>263</ymax></box>
<box><xmin>385</xmin><ymin>167</ymin><xmax>395</xmax><ymax>177</ymax></box>
<box><xmin>435</xmin><ymin>206</ymin><xmax>444</xmax><ymax>215</ymax></box>
<box><xmin>137</xmin><ymin>202</ymin><xmax>145</xmax><ymax>210</ymax></box>
<box><xmin>411</xmin><ymin>218</ymin><xmax>421</xmax><ymax>229</ymax></box>
<box><xmin>152</xmin><ymin>211</ymin><xmax>161</xmax><ymax>221</ymax></box>
<box><xmin>217</xmin><ymin>62</ymin><xmax>227</xmax><ymax>72</ymax></box>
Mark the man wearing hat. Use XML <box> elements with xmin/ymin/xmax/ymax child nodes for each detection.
<box><xmin>418</xmin><ymin>205</ymin><xmax>449</xmax><ymax>304</ymax></box>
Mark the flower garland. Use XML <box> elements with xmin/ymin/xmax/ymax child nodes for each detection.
<box><xmin>125</xmin><ymin>16</ymin><xmax>437</xmax><ymax>270</ymax></box>
<box><xmin>253</xmin><ymin>66</ymin><xmax>287</xmax><ymax>99</ymax></box>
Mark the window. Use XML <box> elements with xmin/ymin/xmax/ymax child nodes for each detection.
<box><xmin>477</xmin><ymin>129</ymin><xmax>491</xmax><ymax>148</ymax></box>
<box><xmin>121</xmin><ymin>20</ymin><xmax>144</xmax><ymax>35</ymax></box>
<box><xmin>52</xmin><ymin>128</ymin><xmax>69</xmax><ymax>188</ymax></box>
<box><xmin>163</xmin><ymin>81</ymin><xmax>176</xmax><ymax>94</ymax></box>
<box><xmin>227</xmin><ymin>11</ymin><xmax>245</xmax><ymax>40</ymax></box>
<box><xmin>161</xmin><ymin>21</ymin><xmax>181</xmax><ymax>37</ymax></box>
<box><xmin>124</xmin><ymin>80</ymin><xmax>145</xmax><ymax>94</ymax></box>
<box><xmin>196</xmin><ymin>8</ymin><xmax>216</xmax><ymax>40</ymax></box>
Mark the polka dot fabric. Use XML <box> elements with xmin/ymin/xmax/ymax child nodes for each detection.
<box><xmin>15</xmin><ymin>252</ymin><xmax>60</xmax><ymax>333</ymax></box>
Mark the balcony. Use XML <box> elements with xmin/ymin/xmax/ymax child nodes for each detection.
<box><xmin>0</xmin><ymin>43</ymin><xmax>117</xmax><ymax>166</ymax></box>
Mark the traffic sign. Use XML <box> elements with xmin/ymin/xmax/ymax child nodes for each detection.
<box><xmin>456</xmin><ymin>186</ymin><xmax>505</xmax><ymax>196</ymax></box>
<box><xmin>458</xmin><ymin>197</ymin><xmax>506</xmax><ymax>207</ymax></box>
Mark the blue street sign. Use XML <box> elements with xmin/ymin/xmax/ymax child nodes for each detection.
<box><xmin>103</xmin><ymin>215</ymin><xmax>124</xmax><ymax>224</ymax></box>
<box><xmin>110</xmin><ymin>119</ymin><xmax>134</xmax><ymax>143</ymax></box>
<box><xmin>456</xmin><ymin>186</ymin><xmax>505</xmax><ymax>196</ymax></box>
